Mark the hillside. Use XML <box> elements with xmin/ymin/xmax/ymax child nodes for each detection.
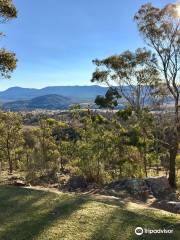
<box><xmin>2</xmin><ymin>94</ymin><xmax>72</xmax><ymax>111</ymax></box>
<box><xmin>0</xmin><ymin>185</ymin><xmax>179</xmax><ymax>240</ymax></box>
<box><xmin>0</xmin><ymin>85</ymin><xmax>108</xmax><ymax>102</ymax></box>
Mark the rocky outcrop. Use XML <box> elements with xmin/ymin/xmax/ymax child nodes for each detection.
<box><xmin>13</xmin><ymin>180</ymin><xmax>27</xmax><ymax>186</ymax></box>
<box><xmin>66</xmin><ymin>176</ymin><xmax>88</xmax><ymax>191</ymax></box>
<box><xmin>152</xmin><ymin>200</ymin><xmax>180</xmax><ymax>214</ymax></box>
<box><xmin>145</xmin><ymin>177</ymin><xmax>173</xmax><ymax>199</ymax></box>
<box><xmin>103</xmin><ymin>179</ymin><xmax>152</xmax><ymax>200</ymax></box>
<box><xmin>8</xmin><ymin>176</ymin><xmax>28</xmax><ymax>186</ymax></box>
<box><xmin>103</xmin><ymin>177</ymin><xmax>179</xmax><ymax>204</ymax></box>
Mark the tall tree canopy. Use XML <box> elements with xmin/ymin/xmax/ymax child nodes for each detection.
<box><xmin>92</xmin><ymin>48</ymin><xmax>160</xmax><ymax>113</ymax></box>
<box><xmin>134</xmin><ymin>3</ymin><xmax>180</xmax><ymax>117</ymax></box>
<box><xmin>0</xmin><ymin>0</ymin><xmax>17</xmax><ymax>79</ymax></box>
<box><xmin>135</xmin><ymin>3</ymin><xmax>180</xmax><ymax>188</ymax></box>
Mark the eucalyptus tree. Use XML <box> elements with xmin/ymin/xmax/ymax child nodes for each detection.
<box><xmin>36</xmin><ymin>119</ymin><xmax>60</xmax><ymax>174</ymax></box>
<box><xmin>0</xmin><ymin>112</ymin><xmax>24</xmax><ymax>173</ymax></box>
<box><xmin>92</xmin><ymin>48</ymin><xmax>160</xmax><ymax>114</ymax></box>
<box><xmin>92</xmin><ymin>48</ymin><xmax>159</xmax><ymax>177</ymax></box>
<box><xmin>23</xmin><ymin>128</ymin><xmax>37</xmax><ymax>168</ymax></box>
<box><xmin>76</xmin><ymin>113</ymin><xmax>118</xmax><ymax>183</ymax></box>
<box><xmin>135</xmin><ymin>2</ymin><xmax>180</xmax><ymax>187</ymax></box>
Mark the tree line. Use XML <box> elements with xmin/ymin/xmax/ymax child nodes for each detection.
<box><xmin>92</xmin><ymin>3</ymin><xmax>180</xmax><ymax>187</ymax></box>
<box><xmin>0</xmin><ymin>110</ymin><xmax>179</xmax><ymax>186</ymax></box>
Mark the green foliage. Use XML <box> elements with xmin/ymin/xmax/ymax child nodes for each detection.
<box><xmin>0</xmin><ymin>109</ymin><xmax>178</xmax><ymax>185</ymax></box>
<box><xmin>0</xmin><ymin>0</ymin><xmax>179</xmax><ymax>190</ymax></box>
<box><xmin>35</xmin><ymin>119</ymin><xmax>60</xmax><ymax>172</ymax></box>
<box><xmin>92</xmin><ymin>48</ymin><xmax>160</xmax><ymax>113</ymax></box>
<box><xmin>0</xmin><ymin>112</ymin><xmax>24</xmax><ymax>173</ymax></box>
<box><xmin>70</xmin><ymin>104</ymin><xmax>81</xmax><ymax>110</ymax></box>
<box><xmin>0</xmin><ymin>0</ymin><xmax>17</xmax><ymax>79</ymax></box>
<box><xmin>135</xmin><ymin>2</ymin><xmax>180</xmax><ymax>188</ymax></box>
<box><xmin>0</xmin><ymin>0</ymin><xmax>17</xmax><ymax>22</ymax></box>
<box><xmin>117</xmin><ymin>107</ymin><xmax>132</xmax><ymax>121</ymax></box>
<box><xmin>95</xmin><ymin>87</ymin><xmax>121</xmax><ymax>109</ymax></box>
<box><xmin>0</xmin><ymin>48</ymin><xmax>17</xmax><ymax>78</ymax></box>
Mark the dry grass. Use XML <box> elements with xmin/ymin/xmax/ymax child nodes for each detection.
<box><xmin>0</xmin><ymin>185</ymin><xmax>179</xmax><ymax>240</ymax></box>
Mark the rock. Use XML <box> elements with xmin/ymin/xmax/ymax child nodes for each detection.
<box><xmin>104</xmin><ymin>179</ymin><xmax>152</xmax><ymax>200</ymax></box>
<box><xmin>49</xmin><ymin>183</ymin><xmax>59</xmax><ymax>188</ymax></box>
<box><xmin>13</xmin><ymin>180</ymin><xmax>26</xmax><ymax>186</ymax></box>
<box><xmin>107</xmin><ymin>189</ymin><xmax>120</xmax><ymax>197</ymax></box>
<box><xmin>125</xmin><ymin>179</ymin><xmax>146</xmax><ymax>192</ymax></box>
<box><xmin>145</xmin><ymin>177</ymin><xmax>172</xmax><ymax>199</ymax></box>
<box><xmin>167</xmin><ymin>201</ymin><xmax>180</xmax><ymax>213</ymax></box>
<box><xmin>67</xmin><ymin>176</ymin><xmax>87</xmax><ymax>191</ymax></box>
<box><xmin>106</xmin><ymin>180</ymin><xmax>126</xmax><ymax>190</ymax></box>
<box><xmin>167</xmin><ymin>192</ymin><xmax>179</xmax><ymax>201</ymax></box>
<box><xmin>124</xmin><ymin>179</ymin><xmax>150</xmax><ymax>199</ymax></box>
<box><xmin>153</xmin><ymin>200</ymin><xmax>180</xmax><ymax>214</ymax></box>
<box><xmin>148</xmin><ymin>194</ymin><xmax>155</xmax><ymax>199</ymax></box>
<box><xmin>141</xmin><ymin>190</ymin><xmax>150</xmax><ymax>199</ymax></box>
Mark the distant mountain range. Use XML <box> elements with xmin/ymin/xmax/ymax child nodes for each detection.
<box><xmin>0</xmin><ymin>85</ymin><xmax>108</xmax><ymax>103</ymax></box>
<box><xmin>0</xmin><ymin>85</ymin><xmax>173</xmax><ymax>111</ymax></box>
<box><xmin>2</xmin><ymin>94</ymin><xmax>72</xmax><ymax>111</ymax></box>
<box><xmin>0</xmin><ymin>85</ymin><xmax>108</xmax><ymax>111</ymax></box>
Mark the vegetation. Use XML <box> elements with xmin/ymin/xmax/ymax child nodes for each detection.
<box><xmin>0</xmin><ymin>1</ymin><xmax>180</xmax><ymax>239</ymax></box>
<box><xmin>0</xmin><ymin>112</ymin><xmax>24</xmax><ymax>174</ymax></box>
<box><xmin>92</xmin><ymin>2</ymin><xmax>180</xmax><ymax>188</ymax></box>
<box><xmin>0</xmin><ymin>185</ymin><xmax>179</xmax><ymax>240</ymax></box>
<box><xmin>0</xmin><ymin>2</ymin><xmax>179</xmax><ymax>188</ymax></box>
<box><xmin>0</xmin><ymin>0</ymin><xmax>17</xmax><ymax>79</ymax></box>
<box><xmin>134</xmin><ymin>1</ymin><xmax>180</xmax><ymax>189</ymax></box>
<box><xmin>0</xmin><ymin>109</ymin><xmax>179</xmax><ymax>188</ymax></box>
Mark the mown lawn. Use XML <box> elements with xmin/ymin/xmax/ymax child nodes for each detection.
<box><xmin>0</xmin><ymin>186</ymin><xmax>179</xmax><ymax>240</ymax></box>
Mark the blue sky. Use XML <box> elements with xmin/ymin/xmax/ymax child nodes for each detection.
<box><xmin>0</xmin><ymin>0</ymin><xmax>173</xmax><ymax>90</ymax></box>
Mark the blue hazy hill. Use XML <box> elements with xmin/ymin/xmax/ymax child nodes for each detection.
<box><xmin>0</xmin><ymin>85</ymin><xmax>108</xmax><ymax>102</ymax></box>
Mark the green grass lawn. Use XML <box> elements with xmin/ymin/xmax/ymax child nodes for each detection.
<box><xmin>0</xmin><ymin>186</ymin><xmax>179</xmax><ymax>240</ymax></box>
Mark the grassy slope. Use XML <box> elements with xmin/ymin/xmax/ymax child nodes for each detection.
<box><xmin>0</xmin><ymin>186</ymin><xmax>179</xmax><ymax>240</ymax></box>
